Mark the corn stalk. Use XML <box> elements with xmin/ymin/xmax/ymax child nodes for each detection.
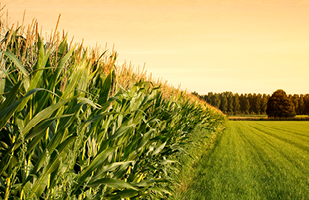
<box><xmin>0</xmin><ymin>12</ymin><xmax>225</xmax><ymax>199</ymax></box>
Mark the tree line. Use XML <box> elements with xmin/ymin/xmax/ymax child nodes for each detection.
<box><xmin>192</xmin><ymin>91</ymin><xmax>309</xmax><ymax>116</ymax></box>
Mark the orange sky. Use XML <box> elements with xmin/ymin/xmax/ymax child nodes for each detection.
<box><xmin>2</xmin><ymin>0</ymin><xmax>309</xmax><ymax>94</ymax></box>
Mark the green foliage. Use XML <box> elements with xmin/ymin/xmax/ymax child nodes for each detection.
<box><xmin>0</xmin><ymin>20</ymin><xmax>224</xmax><ymax>199</ymax></box>
<box><xmin>219</xmin><ymin>94</ymin><xmax>227</xmax><ymax>114</ymax></box>
<box><xmin>266</xmin><ymin>89</ymin><xmax>296</xmax><ymax>118</ymax></box>
<box><xmin>233</xmin><ymin>93</ymin><xmax>240</xmax><ymax>115</ymax></box>
<box><xmin>171</xmin><ymin>113</ymin><xmax>226</xmax><ymax>199</ymax></box>
<box><xmin>202</xmin><ymin>91</ymin><xmax>309</xmax><ymax>116</ymax></box>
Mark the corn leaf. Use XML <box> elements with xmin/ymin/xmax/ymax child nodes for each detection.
<box><xmin>98</xmin><ymin>70</ymin><xmax>113</xmax><ymax>105</ymax></box>
<box><xmin>22</xmin><ymin>96</ymin><xmax>75</xmax><ymax>137</ymax></box>
<box><xmin>0</xmin><ymin>88</ymin><xmax>46</xmax><ymax>130</ymax></box>
<box><xmin>3</xmin><ymin>51</ymin><xmax>29</xmax><ymax>77</ymax></box>
<box><xmin>87</xmin><ymin>178</ymin><xmax>138</xmax><ymax>190</ymax></box>
<box><xmin>152</xmin><ymin>142</ymin><xmax>167</xmax><ymax>156</ymax></box>
<box><xmin>106</xmin><ymin>189</ymin><xmax>139</xmax><ymax>199</ymax></box>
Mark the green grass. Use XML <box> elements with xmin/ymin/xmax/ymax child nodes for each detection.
<box><xmin>181</xmin><ymin>121</ymin><xmax>309</xmax><ymax>200</ymax></box>
<box><xmin>229</xmin><ymin>115</ymin><xmax>309</xmax><ymax>118</ymax></box>
<box><xmin>295</xmin><ymin>115</ymin><xmax>309</xmax><ymax>118</ymax></box>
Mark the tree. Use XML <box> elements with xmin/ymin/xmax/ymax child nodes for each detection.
<box><xmin>239</xmin><ymin>94</ymin><xmax>246</xmax><ymax>114</ymax></box>
<box><xmin>244</xmin><ymin>97</ymin><xmax>250</xmax><ymax>115</ymax></box>
<box><xmin>228</xmin><ymin>94</ymin><xmax>234</xmax><ymax>115</ymax></box>
<box><xmin>212</xmin><ymin>93</ymin><xmax>221</xmax><ymax>108</ymax></box>
<box><xmin>266</xmin><ymin>89</ymin><xmax>296</xmax><ymax>118</ymax></box>
<box><xmin>220</xmin><ymin>94</ymin><xmax>228</xmax><ymax>114</ymax></box>
<box><xmin>290</xmin><ymin>94</ymin><xmax>299</xmax><ymax>114</ymax></box>
<box><xmin>304</xmin><ymin>94</ymin><xmax>309</xmax><ymax>115</ymax></box>
<box><xmin>261</xmin><ymin>94</ymin><xmax>269</xmax><ymax>114</ymax></box>
<box><xmin>206</xmin><ymin>92</ymin><xmax>213</xmax><ymax>104</ymax></box>
<box><xmin>233</xmin><ymin>93</ymin><xmax>240</xmax><ymax>115</ymax></box>
<box><xmin>255</xmin><ymin>93</ymin><xmax>262</xmax><ymax>115</ymax></box>
<box><xmin>298</xmin><ymin>94</ymin><xmax>305</xmax><ymax>115</ymax></box>
<box><xmin>248</xmin><ymin>93</ymin><xmax>254</xmax><ymax>114</ymax></box>
<box><xmin>192</xmin><ymin>91</ymin><xmax>199</xmax><ymax>97</ymax></box>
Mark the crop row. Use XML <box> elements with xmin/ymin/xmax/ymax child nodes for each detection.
<box><xmin>0</xmin><ymin>15</ymin><xmax>224</xmax><ymax>199</ymax></box>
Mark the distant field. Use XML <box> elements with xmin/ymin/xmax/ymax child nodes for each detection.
<box><xmin>182</xmin><ymin>121</ymin><xmax>309</xmax><ymax>200</ymax></box>
<box><xmin>295</xmin><ymin>115</ymin><xmax>309</xmax><ymax>118</ymax></box>
<box><xmin>229</xmin><ymin>115</ymin><xmax>309</xmax><ymax>121</ymax></box>
<box><xmin>229</xmin><ymin>114</ymin><xmax>268</xmax><ymax>118</ymax></box>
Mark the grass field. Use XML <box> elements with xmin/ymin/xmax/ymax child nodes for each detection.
<box><xmin>229</xmin><ymin>115</ymin><xmax>309</xmax><ymax>121</ymax></box>
<box><xmin>181</xmin><ymin>121</ymin><xmax>309</xmax><ymax>200</ymax></box>
<box><xmin>228</xmin><ymin>114</ymin><xmax>268</xmax><ymax>118</ymax></box>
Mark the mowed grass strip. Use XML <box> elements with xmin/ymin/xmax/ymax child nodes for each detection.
<box><xmin>182</xmin><ymin>121</ymin><xmax>309</xmax><ymax>200</ymax></box>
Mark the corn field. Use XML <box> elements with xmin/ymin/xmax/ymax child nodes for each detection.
<box><xmin>0</xmin><ymin>11</ymin><xmax>225</xmax><ymax>199</ymax></box>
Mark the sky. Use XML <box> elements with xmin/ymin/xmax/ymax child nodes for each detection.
<box><xmin>1</xmin><ymin>0</ymin><xmax>309</xmax><ymax>95</ymax></box>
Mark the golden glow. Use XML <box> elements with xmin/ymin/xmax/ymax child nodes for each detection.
<box><xmin>2</xmin><ymin>0</ymin><xmax>309</xmax><ymax>94</ymax></box>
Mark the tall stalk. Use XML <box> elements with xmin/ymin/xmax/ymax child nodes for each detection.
<box><xmin>0</xmin><ymin>11</ymin><xmax>224</xmax><ymax>199</ymax></box>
